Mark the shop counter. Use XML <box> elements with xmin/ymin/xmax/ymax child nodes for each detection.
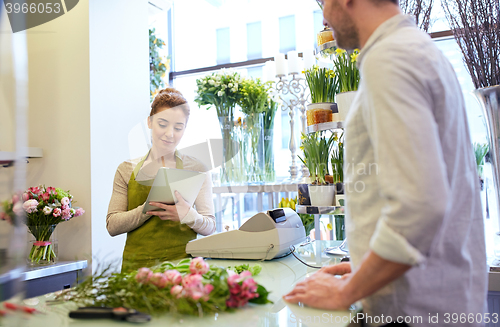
<box><xmin>1</xmin><ymin>241</ymin><xmax>360</xmax><ymax>327</ymax></box>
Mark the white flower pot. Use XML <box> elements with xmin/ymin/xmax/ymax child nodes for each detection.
<box><xmin>306</xmin><ymin>102</ymin><xmax>340</xmax><ymax>124</ymax></box>
<box><xmin>336</xmin><ymin>91</ymin><xmax>357</xmax><ymax>122</ymax></box>
<box><xmin>308</xmin><ymin>184</ymin><xmax>336</xmax><ymax>207</ymax></box>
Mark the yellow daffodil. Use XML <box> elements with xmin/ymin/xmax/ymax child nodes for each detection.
<box><xmin>335</xmin><ymin>48</ymin><xmax>346</xmax><ymax>55</ymax></box>
<box><xmin>327</xmin><ymin>223</ymin><xmax>333</xmax><ymax>230</ymax></box>
<box><xmin>154</xmin><ymin>38</ymin><xmax>157</xmax><ymax>44</ymax></box>
<box><xmin>350</xmin><ymin>53</ymin><xmax>359</xmax><ymax>63</ymax></box>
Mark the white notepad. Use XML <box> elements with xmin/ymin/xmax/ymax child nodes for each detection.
<box><xmin>142</xmin><ymin>167</ymin><xmax>206</xmax><ymax>214</ymax></box>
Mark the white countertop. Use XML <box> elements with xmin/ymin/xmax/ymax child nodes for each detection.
<box><xmin>1</xmin><ymin>241</ymin><xmax>359</xmax><ymax>327</ymax></box>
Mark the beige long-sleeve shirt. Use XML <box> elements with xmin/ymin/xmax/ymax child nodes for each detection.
<box><xmin>106</xmin><ymin>152</ymin><xmax>216</xmax><ymax>237</ymax></box>
<box><xmin>344</xmin><ymin>14</ymin><xmax>487</xmax><ymax>326</ymax></box>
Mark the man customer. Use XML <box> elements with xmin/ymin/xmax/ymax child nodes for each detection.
<box><xmin>284</xmin><ymin>0</ymin><xmax>488</xmax><ymax>325</ymax></box>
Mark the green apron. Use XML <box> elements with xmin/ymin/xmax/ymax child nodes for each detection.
<box><xmin>121</xmin><ymin>152</ymin><xmax>197</xmax><ymax>272</ymax></box>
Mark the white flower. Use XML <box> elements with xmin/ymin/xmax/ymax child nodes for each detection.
<box><xmin>234</xmin><ymin>83</ymin><xmax>238</xmax><ymax>89</ymax></box>
<box><xmin>214</xmin><ymin>82</ymin><xmax>220</xmax><ymax>87</ymax></box>
<box><xmin>43</xmin><ymin>206</ymin><xmax>53</xmax><ymax>215</ymax></box>
<box><xmin>231</xmin><ymin>88</ymin><xmax>237</xmax><ymax>93</ymax></box>
<box><xmin>208</xmin><ymin>80</ymin><xmax>215</xmax><ymax>85</ymax></box>
<box><xmin>217</xmin><ymin>90</ymin><xmax>224</xmax><ymax>96</ymax></box>
<box><xmin>202</xmin><ymin>80</ymin><xmax>207</xmax><ymax>85</ymax></box>
<box><xmin>228</xmin><ymin>83</ymin><xmax>233</xmax><ymax>88</ymax></box>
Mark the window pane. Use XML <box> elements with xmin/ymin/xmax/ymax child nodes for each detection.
<box><xmin>279</xmin><ymin>15</ymin><xmax>296</xmax><ymax>53</ymax></box>
<box><xmin>216</xmin><ymin>27</ymin><xmax>230</xmax><ymax>65</ymax></box>
<box><xmin>313</xmin><ymin>10</ymin><xmax>323</xmax><ymax>48</ymax></box>
<box><xmin>247</xmin><ymin>21</ymin><xmax>262</xmax><ymax>60</ymax></box>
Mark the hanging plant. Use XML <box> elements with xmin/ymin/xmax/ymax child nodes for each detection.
<box><xmin>149</xmin><ymin>28</ymin><xmax>171</xmax><ymax>102</ymax></box>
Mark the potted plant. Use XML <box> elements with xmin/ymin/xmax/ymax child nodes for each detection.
<box><xmin>333</xmin><ymin>48</ymin><xmax>360</xmax><ymax>122</ymax></box>
<box><xmin>299</xmin><ymin>131</ymin><xmax>336</xmax><ymax>206</ymax></box>
<box><xmin>304</xmin><ymin>66</ymin><xmax>339</xmax><ymax>124</ymax></box>
<box><xmin>331</xmin><ymin>132</ymin><xmax>344</xmax><ymax>205</ymax></box>
<box><xmin>474</xmin><ymin>143</ymin><xmax>489</xmax><ymax>191</ymax></box>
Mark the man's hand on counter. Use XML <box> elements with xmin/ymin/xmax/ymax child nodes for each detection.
<box><xmin>283</xmin><ymin>251</ymin><xmax>411</xmax><ymax>310</ymax></box>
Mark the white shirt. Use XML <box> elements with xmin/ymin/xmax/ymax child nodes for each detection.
<box><xmin>344</xmin><ymin>15</ymin><xmax>487</xmax><ymax>326</ymax></box>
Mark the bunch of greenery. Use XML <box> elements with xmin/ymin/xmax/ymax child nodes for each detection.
<box><xmin>55</xmin><ymin>259</ymin><xmax>271</xmax><ymax>317</ymax></box>
<box><xmin>149</xmin><ymin>28</ymin><xmax>170</xmax><ymax>102</ymax></box>
<box><xmin>299</xmin><ymin>132</ymin><xmax>336</xmax><ymax>185</ymax></box>
<box><xmin>331</xmin><ymin>132</ymin><xmax>344</xmax><ymax>184</ymax></box>
<box><xmin>194</xmin><ymin>69</ymin><xmax>243</xmax><ymax>120</ymax></box>
<box><xmin>474</xmin><ymin>143</ymin><xmax>489</xmax><ymax>178</ymax></box>
<box><xmin>333</xmin><ymin>48</ymin><xmax>361</xmax><ymax>93</ymax></box>
<box><xmin>304</xmin><ymin>65</ymin><xmax>339</xmax><ymax>103</ymax></box>
<box><xmin>278</xmin><ymin>197</ymin><xmax>314</xmax><ymax>237</ymax></box>
<box><xmin>238</xmin><ymin>78</ymin><xmax>271</xmax><ymax>115</ymax></box>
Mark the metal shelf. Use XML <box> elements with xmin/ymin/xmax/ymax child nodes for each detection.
<box><xmin>306</xmin><ymin>121</ymin><xmax>343</xmax><ymax>134</ymax></box>
<box><xmin>314</xmin><ymin>40</ymin><xmax>337</xmax><ymax>61</ymax></box>
<box><xmin>296</xmin><ymin>205</ymin><xmax>345</xmax><ymax>215</ymax></box>
<box><xmin>0</xmin><ymin>147</ymin><xmax>43</xmax><ymax>167</ymax></box>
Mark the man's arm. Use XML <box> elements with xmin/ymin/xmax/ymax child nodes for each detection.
<box><xmin>284</xmin><ymin>251</ymin><xmax>411</xmax><ymax>310</ymax></box>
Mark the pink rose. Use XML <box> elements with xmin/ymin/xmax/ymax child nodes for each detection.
<box><xmin>61</xmin><ymin>208</ymin><xmax>71</xmax><ymax>220</ymax></box>
<box><xmin>41</xmin><ymin>193</ymin><xmax>50</xmax><ymax>202</ymax></box>
<box><xmin>204</xmin><ymin>284</ymin><xmax>214</xmax><ymax>294</ymax></box>
<box><xmin>12</xmin><ymin>194</ymin><xmax>19</xmax><ymax>204</ymax></box>
<box><xmin>22</xmin><ymin>193</ymin><xmax>30</xmax><ymax>201</ymax></box>
<box><xmin>52</xmin><ymin>208</ymin><xmax>61</xmax><ymax>217</ymax></box>
<box><xmin>74</xmin><ymin>208</ymin><xmax>85</xmax><ymax>217</ymax></box>
<box><xmin>150</xmin><ymin>272</ymin><xmax>168</xmax><ymax>288</ymax></box>
<box><xmin>61</xmin><ymin>197</ymin><xmax>70</xmax><ymax>206</ymax></box>
<box><xmin>22</xmin><ymin>200</ymin><xmax>39</xmax><ymax>214</ymax></box>
<box><xmin>170</xmin><ymin>285</ymin><xmax>183</xmax><ymax>298</ymax></box>
<box><xmin>226</xmin><ymin>272</ymin><xmax>259</xmax><ymax>308</ymax></box>
<box><xmin>189</xmin><ymin>257</ymin><xmax>210</xmax><ymax>275</ymax></box>
<box><xmin>164</xmin><ymin>270</ymin><xmax>182</xmax><ymax>285</ymax></box>
<box><xmin>182</xmin><ymin>273</ymin><xmax>203</xmax><ymax>289</ymax></box>
<box><xmin>135</xmin><ymin>268</ymin><xmax>153</xmax><ymax>284</ymax></box>
<box><xmin>46</xmin><ymin>187</ymin><xmax>56</xmax><ymax>194</ymax></box>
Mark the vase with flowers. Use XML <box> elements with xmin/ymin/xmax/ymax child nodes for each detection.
<box><xmin>304</xmin><ymin>65</ymin><xmax>339</xmax><ymax>125</ymax></box>
<box><xmin>195</xmin><ymin>69</ymin><xmax>244</xmax><ymax>184</ymax></box>
<box><xmin>299</xmin><ymin>131</ymin><xmax>336</xmax><ymax>206</ymax></box>
<box><xmin>333</xmin><ymin>48</ymin><xmax>360</xmax><ymax>122</ymax></box>
<box><xmin>2</xmin><ymin>186</ymin><xmax>85</xmax><ymax>265</ymax></box>
<box><xmin>238</xmin><ymin>78</ymin><xmax>271</xmax><ymax>183</ymax></box>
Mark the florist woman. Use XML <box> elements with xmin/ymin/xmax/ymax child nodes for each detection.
<box><xmin>106</xmin><ymin>88</ymin><xmax>216</xmax><ymax>272</ymax></box>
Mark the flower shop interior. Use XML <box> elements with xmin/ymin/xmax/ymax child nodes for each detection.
<box><xmin>0</xmin><ymin>0</ymin><xmax>500</xmax><ymax>325</ymax></box>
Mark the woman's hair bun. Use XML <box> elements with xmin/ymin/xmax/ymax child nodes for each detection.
<box><xmin>150</xmin><ymin>87</ymin><xmax>190</xmax><ymax>118</ymax></box>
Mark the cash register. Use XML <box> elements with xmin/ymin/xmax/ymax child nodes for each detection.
<box><xmin>186</xmin><ymin>208</ymin><xmax>306</xmax><ymax>260</ymax></box>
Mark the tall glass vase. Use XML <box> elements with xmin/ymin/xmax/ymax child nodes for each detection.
<box><xmin>243</xmin><ymin>113</ymin><xmax>264</xmax><ymax>183</ymax></box>
<box><xmin>263</xmin><ymin>101</ymin><xmax>278</xmax><ymax>183</ymax></box>
<box><xmin>218</xmin><ymin>116</ymin><xmax>243</xmax><ymax>185</ymax></box>
<box><xmin>475</xmin><ymin>85</ymin><xmax>500</xmax><ymax>244</ymax></box>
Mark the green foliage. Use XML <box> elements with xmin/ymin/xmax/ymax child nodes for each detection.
<box><xmin>238</xmin><ymin>78</ymin><xmax>272</xmax><ymax>115</ymax></box>
<box><xmin>227</xmin><ymin>264</ymin><xmax>262</xmax><ymax>276</ymax></box>
<box><xmin>149</xmin><ymin>28</ymin><xmax>170</xmax><ymax>102</ymax></box>
<box><xmin>304</xmin><ymin>66</ymin><xmax>339</xmax><ymax>103</ymax></box>
<box><xmin>249</xmin><ymin>285</ymin><xmax>273</xmax><ymax>305</ymax></box>
<box><xmin>331</xmin><ymin>132</ymin><xmax>344</xmax><ymax>184</ymax></box>
<box><xmin>298</xmin><ymin>132</ymin><xmax>336</xmax><ymax>185</ymax></box>
<box><xmin>474</xmin><ymin>143</ymin><xmax>489</xmax><ymax>177</ymax></box>
<box><xmin>333</xmin><ymin>49</ymin><xmax>360</xmax><ymax>93</ymax></box>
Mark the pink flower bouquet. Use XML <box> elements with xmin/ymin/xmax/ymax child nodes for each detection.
<box><xmin>58</xmin><ymin>258</ymin><xmax>271</xmax><ymax>316</ymax></box>
<box><xmin>1</xmin><ymin>186</ymin><xmax>85</xmax><ymax>265</ymax></box>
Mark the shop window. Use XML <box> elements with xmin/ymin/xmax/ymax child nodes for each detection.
<box><xmin>279</xmin><ymin>15</ymin><xmax>296</xmax><ymax>53</ymax></box>
<box><xmin>216</xmin><ymin>27</ymin><xmax>230</xmax><ymax>65</ymax></box>
<box><xmin>247</xmin><ymin>21</ymin><xmax>262</xmax><ymax>60</ymax></box>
